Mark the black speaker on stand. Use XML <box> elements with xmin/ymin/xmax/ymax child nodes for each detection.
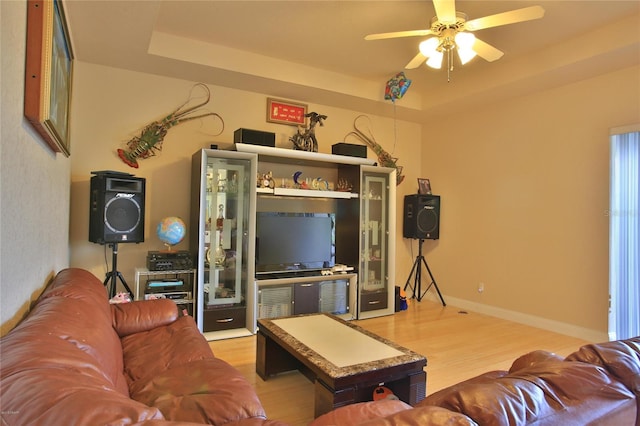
<box><xmin>89</xmin><ymin>171</ymin><xmax>145</xmax><ymax>299</ymax></box>
<box><xmin>403</xmin><ymin>194</ymin><xmax>440</xmax><ymax>240</ymax></box>
<box><xmin>402</xmin><ymin>194</ymin><xmax>445</xmax><ymax>305</ymax></box>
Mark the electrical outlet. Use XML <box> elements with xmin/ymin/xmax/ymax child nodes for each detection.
<box><xmin>478</xmin><ymin>282</ymin><xmax>485</xmax><ymax>293</ymax></box>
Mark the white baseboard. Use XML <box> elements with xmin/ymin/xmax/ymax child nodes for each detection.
<box><xmin>438</xmin><ymin>295</ymin><xmax>609</xmax><ymax>343</ymax></box>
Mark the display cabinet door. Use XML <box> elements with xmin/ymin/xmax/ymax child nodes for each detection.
<box><xmin>191</xmin><ymin>148</ymin><xmax>257</xmax><ymax>335</ymax></box>
<box><xmin>204</xmin><ymin>160</ymin><xmax>246</xmax><ymax>306</ymax></box>
<box><xmin>358</xmin><ymin>166</ymin><xmax>396</xmax><ymax>317</ymax></box>
<box><xmin>361</xmin><ymin>173</ymin><xmax>388</xmax><ymax>292</ymax></box>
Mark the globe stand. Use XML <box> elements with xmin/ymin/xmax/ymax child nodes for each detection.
<box><xmin>104</xmin><ymin>243</ymin><xmax>134</xmax><ymax>300</ymax></box>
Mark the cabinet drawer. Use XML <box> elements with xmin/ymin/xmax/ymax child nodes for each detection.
<box><xmin>360</xmin><ymin>291</ymin><xmax>388</xmax><ymax>312</ymax></box>
<box><xmin>203</xmin><ymin>306</ymin><xmax>246</xmax><ymax>331</ymax></box>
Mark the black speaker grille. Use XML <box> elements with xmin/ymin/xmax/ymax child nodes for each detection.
<box><xmin>104</xmin><ymin>196</ymin><xmax>141</xmax><ymax>233</ymax></box>
<box><xmin>417</xmin><ymin>208</ymin><xmax>438</xmax><ymax>234</ymax></box>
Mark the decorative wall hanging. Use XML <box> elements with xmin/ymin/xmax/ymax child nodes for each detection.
<box><xmin>266</xmin><ymin>98</ymin><xmax>307</xmax><ymax>126</ymax></box>
<box><xmin>117</xmin><ymin>83</ymin><xmax>224</xmax><ymax>168</ymax></box>
<box><xmin>24</xmin><ymin>0</ymin><xmax>74</xmax><ymax>157</ymax></box>
<box><xmin>289</xmin><ymin>112</ymin><xmax>327</xmax><ymax>152</ymax></box>
<box><xmin>344</xmin><ymin>115</ymin><xmax>405</xmax><ymax>185</ymax></box>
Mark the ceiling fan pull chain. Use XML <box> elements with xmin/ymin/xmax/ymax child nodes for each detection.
<box><xmin>447</xmin><ymin>48</ymin><xmax>452</xmax><ymax>82</ymax></box>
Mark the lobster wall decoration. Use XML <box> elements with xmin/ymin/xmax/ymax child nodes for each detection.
<box><xmin>117</xmin><ymin>83</ymin><xmax>224</xmax><ymax>168</ymax></box>
<box><xmin>344</xmin><ymin>115</ymin><xmax>405</xmax><ymax>185</ymax></box>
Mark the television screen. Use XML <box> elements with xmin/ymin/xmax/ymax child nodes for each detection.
<box><xmin>256</xmin><ymin>212</ymin><xmax>335</xmax><ymax>274</ymax></box>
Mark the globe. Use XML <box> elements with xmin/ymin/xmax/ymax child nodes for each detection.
<box><xmin>157</xmin><ymin>216</ymin><xmax>186</xmax><ymax>249</ymax></box>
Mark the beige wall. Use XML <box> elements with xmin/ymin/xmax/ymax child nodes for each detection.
<box><xmin>421</xmin><ymin>65</ymin><xmax>640</xmax><ymax>341</ymax></box>
<box><xmin>68</xmin><ymin>62</ymin><xmax>422</xmax><ymax>297</ymax></box>
<box><xmin>0</xmin><ymin>1</ymin><xmax>71</xmax><ymax>336</ymax></box>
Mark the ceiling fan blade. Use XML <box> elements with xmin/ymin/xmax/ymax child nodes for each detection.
<box><xmin>465</xmin><ymin>6</ymin><xmax>545</xmax><ymax>31</ymax></box>
<box><xmin>472</xmin><ymin>38</ymin><xmax>504</xmax><ymax>62</ymax></box>
<box><xmin>365</xmin><ymin>29</ymin><xmax>434</xmax><ymax>41</ymax></box>
<box><xmin>405</xmin><ymin>52</ymin><xmax>427</xmax><ymax>69</ymax></box>
<box><xmin>433</xmin><ymin>0</ymin><xmax>456</xmax><ymax>25</ymax></box>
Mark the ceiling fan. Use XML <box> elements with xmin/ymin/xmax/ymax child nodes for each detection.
<box><xmin>365</xmin><ymin>0</ymin><xmax>545</xmax><ymax>72</ymax></box>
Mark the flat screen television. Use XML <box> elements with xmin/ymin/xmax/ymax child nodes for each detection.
<box><xmin>255</xmin><ymin>212</ymin><xmax>335</xmax><ymax>275</ymax></box>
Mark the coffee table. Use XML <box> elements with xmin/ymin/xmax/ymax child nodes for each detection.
<box><xmin>256</xmin><ymin>313</ymin><xmax>427</xmax><ymax>418</ymax></box>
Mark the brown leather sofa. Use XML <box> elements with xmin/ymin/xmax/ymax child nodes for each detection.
<box><xmin>0</xmin><ymin>268</ymin><xmax>289</xmax><ymax>426</ymax></box>
<box><xmin>310</xmin><ymin>337</ymin><xmax>640</xmax><ymax>425</ymax></box>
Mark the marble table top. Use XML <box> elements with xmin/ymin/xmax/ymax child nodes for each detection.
<box><xmin>259</xmin><ymin>313</ymin><xmax>427</xmax><ymax>379</ymax></box>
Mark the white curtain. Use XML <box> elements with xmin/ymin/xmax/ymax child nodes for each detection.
<box><xmin>609</xmin><ymin>127</ymin><xmax>640</xmax><ymax>340</ymax></box>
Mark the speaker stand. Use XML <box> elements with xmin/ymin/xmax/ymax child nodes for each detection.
<box><xmin>103</xmin><ymin>243</ymin><xmax>134</xmax><ymax>300</ymax></box>
<box><xmin>403</xmin><ymin>239</ymin><xmax>446</xmax><ymax>306</ymax></box>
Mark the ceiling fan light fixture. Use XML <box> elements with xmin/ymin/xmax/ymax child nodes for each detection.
<box><xmin>454</xmin><ymin>32</ymin><xmax>475</xmax><ymax>49</ymax></box>
<box><xmin>457</xmin><ymin>47</ymin><xmax>477</xmax><ymax>65</ymax></box>
<box><xmin>426</xmin><ymin>50</ymin><xmax>444</xmax><ymax>69</ymax></box>
<box><xmin>419</xmin><ymin>37</ymin><xmax>440</xmax><ymax>57</ymax></box>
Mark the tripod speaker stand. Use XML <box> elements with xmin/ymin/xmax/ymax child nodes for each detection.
<box><xmin>104</xmin><ymin>243</ymin><xmax>134</xmax><ymax>299</ymax></box>
<box><xmin>404</xmin><ymin>239</ymin><xmax>446</xmax><ymax>306</ymax></box>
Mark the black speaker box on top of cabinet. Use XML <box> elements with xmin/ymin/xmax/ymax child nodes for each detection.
<box><xmin>403</xmin><ymin>194</ymin><xmax>440</xmax><ymax>240</ymax></box>
<box><xmin>332</xmin><ymin>143</ymin><xmax>367</xmax><ymax>158</ymax></box>
<box><xmin>233</xmin><ymin>128</ymin><xmax>276</xmax><ymax>147</ymax></box>
<box><xmin>89</xmin><ymin>172</ymin><xmax>146</xmax><ymax>244</ymax></box>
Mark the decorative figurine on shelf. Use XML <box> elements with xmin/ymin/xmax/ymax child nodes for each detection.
<box><xmin>311</xmin><ymin>177</ymin><xmax>329</xmax><ymax>190</ymax></box>
<box><xmin>216</xmin><ymin>204</ymin><xmax>224</xmax><ymax>230</ymax></box>
<box><xmin>258</xmin><ymin>171</ymin><xmax>275</xmax><ymax>188</ymax></box>
<box><xmin>214</xmin><ymin>234</ymin><xmax>226</xmax><ymax>267</ymax></box>
<box><xmin>336</xmin><ymin>178</ymin><xmax>353</xmax><ymax>192</ymax></box>
<box><xmin>290</xmin><ymin>112</ymin><xmax>327</xmax><ymax>152</ymax></box>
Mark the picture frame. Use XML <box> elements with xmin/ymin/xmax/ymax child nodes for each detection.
<box><xmin>24</xmin><ymin>0</ymin><xmax>74</xmax><ymax>157</ymax></box>
<box><xmin>417</xmin><ymin>178</ymin><xmax>432</xmax><ymax>195</ymax></box>
<box><xmin>266</xmin><ymin>98</ymin><xmax>307</xmax><ymax>126</ymax></box>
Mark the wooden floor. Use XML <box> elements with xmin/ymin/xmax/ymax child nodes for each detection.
<box><xmin>209</xmin><ymin>299</ymin><xmax>591</xmax><ymax>426</ymax></box>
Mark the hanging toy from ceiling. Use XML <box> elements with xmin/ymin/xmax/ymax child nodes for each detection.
<box><xmin>117</xmin><ymin>83</ymin><xmax>224</xmax><ymax>168</ymax></box>
<box><xmin>344</xmin><ymin>71</ymin><xmax>412</xmax><ymax>186</ymax></box>
<box><xmin>384</xmin><ymin>72</ymin><xmax>412</xmax><ymax>102</ymax></box>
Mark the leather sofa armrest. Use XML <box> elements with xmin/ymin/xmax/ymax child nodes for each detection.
<box><xmin>111</xmin><ymin>299</ymin><xmax>179</xmax><ymax>337</ymax></box>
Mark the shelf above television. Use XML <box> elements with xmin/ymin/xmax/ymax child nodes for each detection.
<box><xmin>235</xmin><ymin>143</ymin><xmax>375</xmax><ymax>166</ymax></box>
<box><xmin>257</xmin><ymin>187</ymin><xmax>357</xmax><ymax>199</ymax></box>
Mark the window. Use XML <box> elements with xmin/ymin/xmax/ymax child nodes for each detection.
<box><xmin>609</xmin><ymin>126</ymin><xmax>640</xmax><ymax>340</ymax></box>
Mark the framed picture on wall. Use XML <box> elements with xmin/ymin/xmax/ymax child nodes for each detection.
<box><xmin>418</xmin><ymin>178</ymin><xmax>432</xmax><ymax>195</ymax></box>
<box><xmin>266</xmin><ymin>98</ymin><xmax>307</xmax><ymax>126</ymax></box>
<box><xmin>24</xmin><ymin>0</ymin><xmax>74</xmax><ymax>157</ymax></box>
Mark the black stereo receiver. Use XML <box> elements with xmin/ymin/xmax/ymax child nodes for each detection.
<box><xmin>147</xmin><ymin>250</ymin><xmax>193</xmax><ymax>271</ymax></box>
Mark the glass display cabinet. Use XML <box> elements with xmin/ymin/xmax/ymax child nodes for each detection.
<box><xmin>357</xmin><ymin>165</ymin><xmax>396</xmax><ymax>319</ymax></box>
<box><xmin>190</xmin><ymin>149</ymin><xmax>257</xmax><ymax>339</ymax></box>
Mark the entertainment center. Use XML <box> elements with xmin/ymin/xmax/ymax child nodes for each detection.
<box><xmin>190</xmin><ymin>144</ymin><xmax>396</xmax><ymax>340</ymax></box>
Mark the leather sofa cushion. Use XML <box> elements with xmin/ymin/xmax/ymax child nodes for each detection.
<box><xmin>112</xmin><ymin>298</ymin><xmax>179</xmax><ymax>337</ymax></box>
<box><xmin>310</xmin><ymin>400</ymin><xmax>478</xmax><ymax>426</ymax></box>
<box><xmin>358</xmin><ymin>406</ymin><xmax>478</xmax><ymax>426</ymax></box>
<box><xmin>311</xmin><ymin>399</ymin><xmax>413</xmax><ymax>426</ymax></box>
<box><xmin>122</xmin><ymin>315</ymin><xmax>268</xmax><ymax>424</ymax></box>
<box><xmin>566</xmin><ymin>337</ymin><xmax>640</xmax><ymax>394</ymax></box>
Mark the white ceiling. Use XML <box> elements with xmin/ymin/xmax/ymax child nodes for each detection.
<box><xmin>64</xmin><ymin>0</ymin><xmax>640</xmax><ymax>123</ymax></box>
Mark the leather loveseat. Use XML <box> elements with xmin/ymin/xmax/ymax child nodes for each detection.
<box><xmin>310</xmin><ymin>337</ymin><xmax>640</xmax><ymax>425</ymax></box>
<box><xmin>0</xmin><ymin>268</ymin><xmax>289</xmax><ymax>426</ymax></box>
